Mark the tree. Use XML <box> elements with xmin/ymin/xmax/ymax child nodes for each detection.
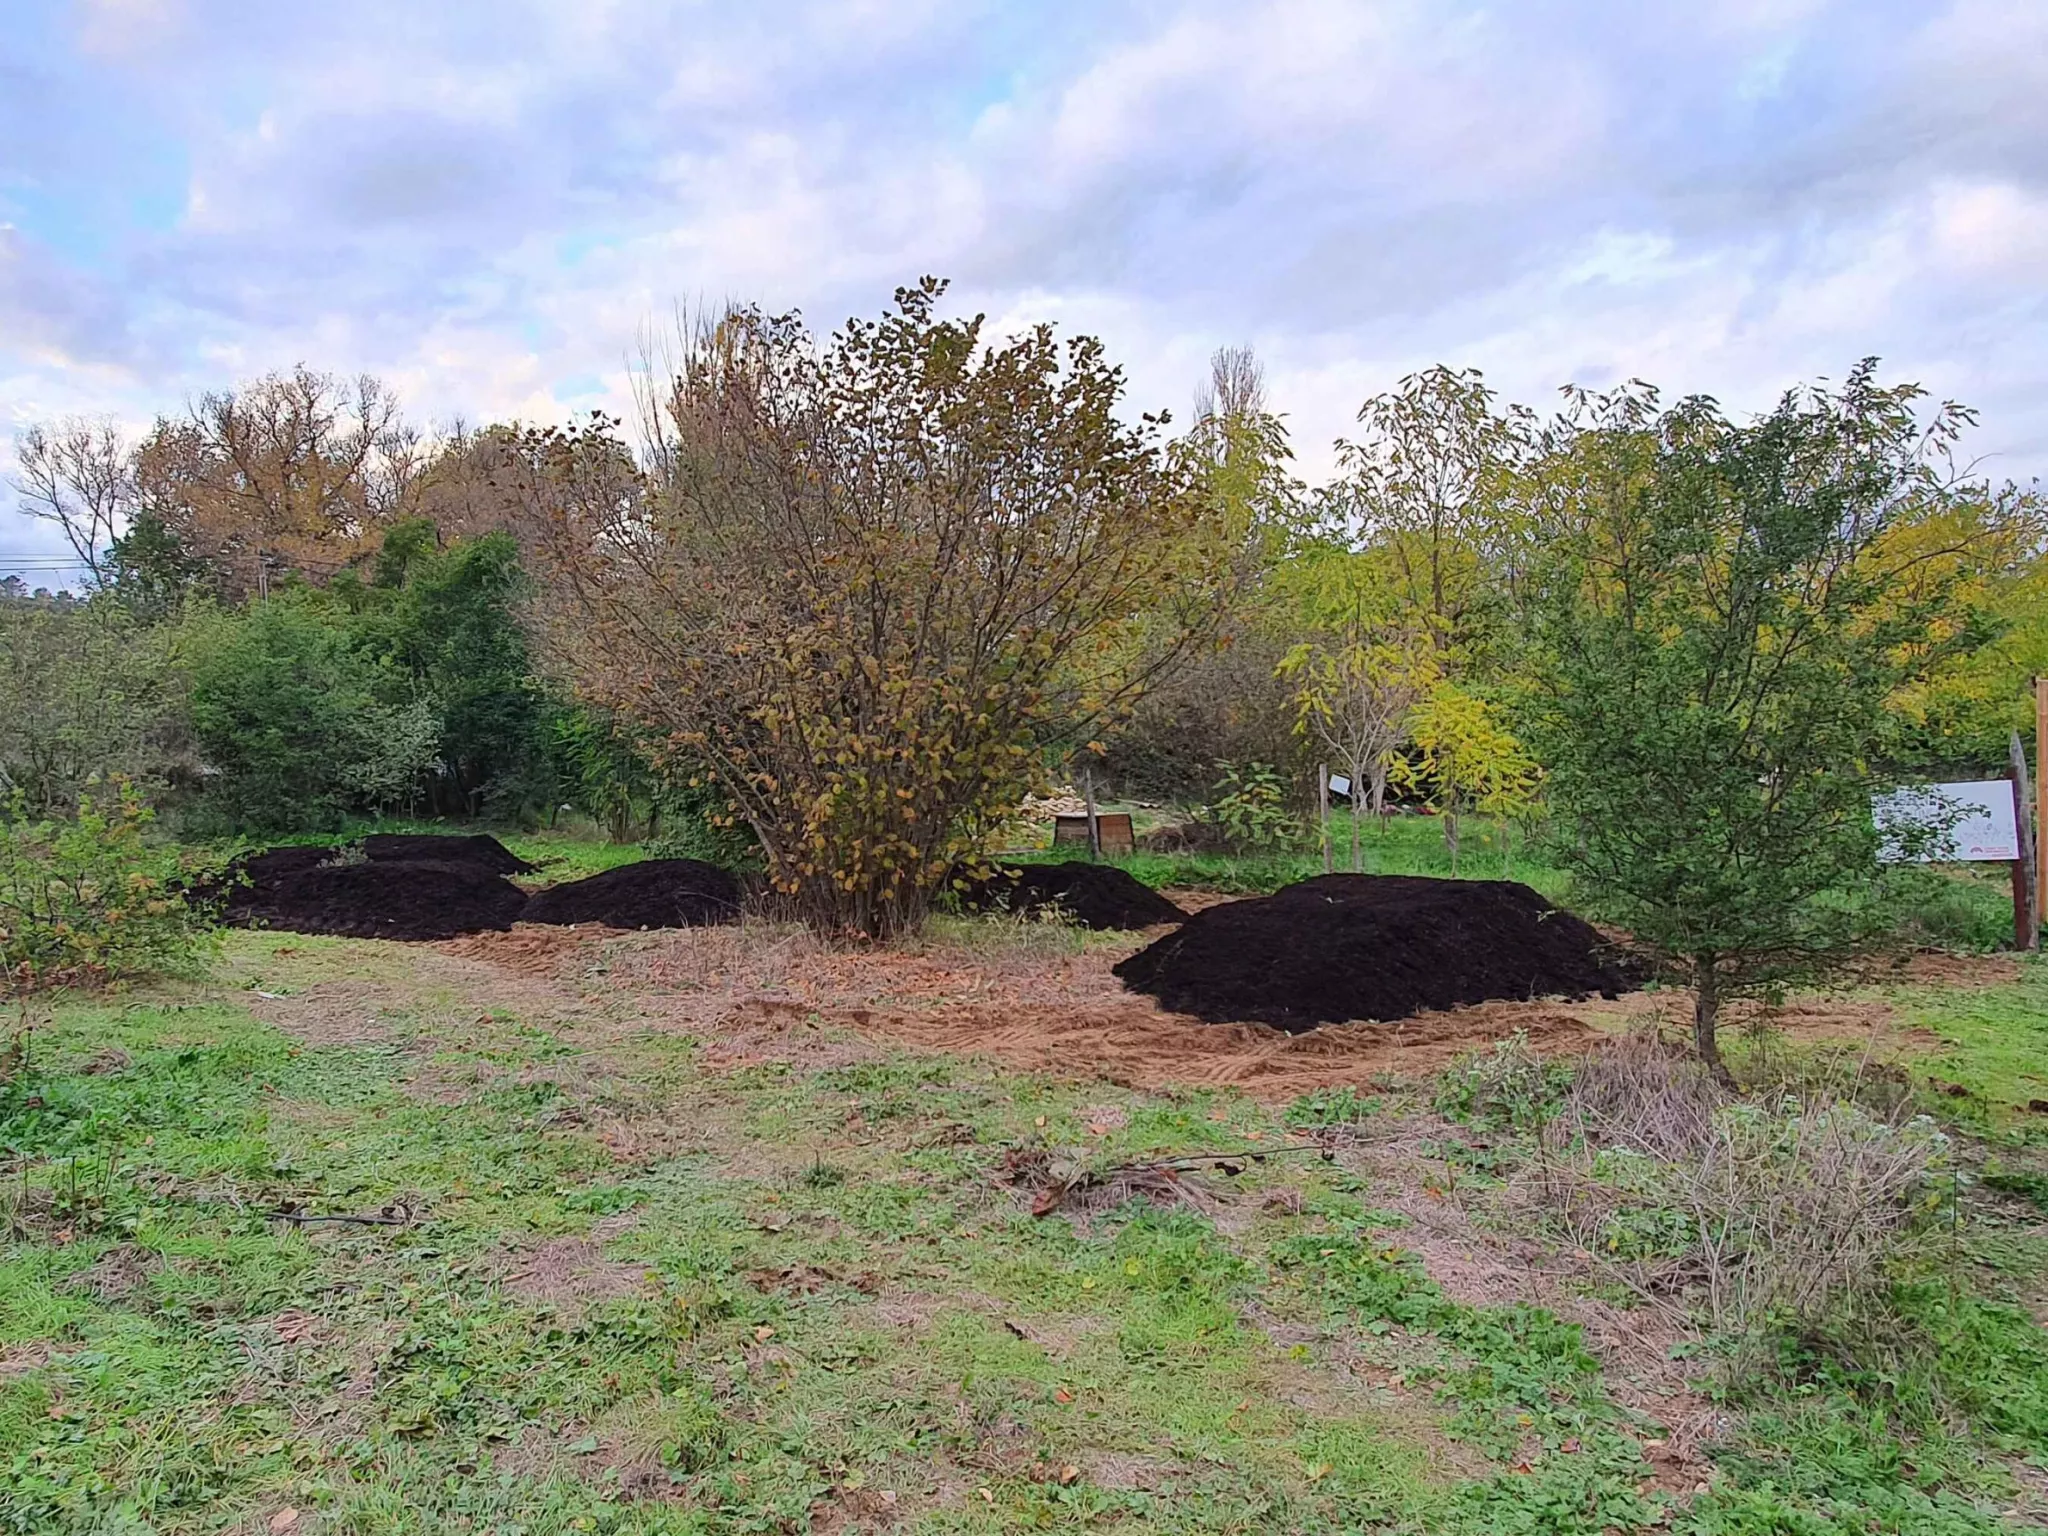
<box><xmin>1402</xmin><ymin>680</ymin><xmax>1537</xmax><ymax>875</ymax></box>
<box><xmin>0</xmin><ymin>599</ymin><xmax>190</xmax><ymax>813</ymax></box>
<box><xmin>12</xmin><ymin>418</ymin><xmax>135</xmax><ymax>587</ymax></box>
<box><xmin>135</xmin><ymin>366</ymin><xmax>414</xmax><ymax>598</ymax></box>
<box><xmin>1525</xmin><ymin>364</ymin><xmax>1987</xmax><ymax>1073</ymax></box>
<box><xmin>1102</xmin><ymin>347</ymin><xmax>1311</xmax><ymax>801</ymax></box>
<box><xmin>183</xmin><ymin>598</ymin><xmax>435</xmax><ymax>831</ymax></box>
<box><xmin>350</xmin><ymin>522</ymin><xmax>548</xmax><ymax>817</ymax></box>
<box><xmin>1277</xmin><ymin>547</ymin><xmax>1438</xmax><ymax>867</ymax></box>
<box><xmin>528</xmin><ymin>280</ymin><xmax>1235</xmax><ymax>936</ymax></box>
<box><xmin>1332</xmin><ymin>365</ymin><xmax>1532</xmax><ymax>665</ymax></box>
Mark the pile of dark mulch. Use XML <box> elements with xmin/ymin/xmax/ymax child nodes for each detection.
<box><xmin>230</xmin><ymin>860</ymin><xmax>530</xmax><ymax>941</ymax></box>
<box><xmin>361</xmin><ymin>833</ymin><xmax>534</xmax><ymax>874</ymax></box>
<box><xmin>1113</xmin><ymin>874</ymin><xmax>1634</xmax><ymax>1032</ymax></box>
<box><xmin>961</xmin><ymin>862</ymin><xmax>1186</xmax><ymax>931</ymax></box>
<box><xmin>520</xmin><ymin>858</ymin><xmax>742</xmax><ymax>929</ymax></box>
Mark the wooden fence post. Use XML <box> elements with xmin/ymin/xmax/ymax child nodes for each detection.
<box><xmin>1083</xmin><ymin>767</ymin><xmax>1101</xmax><ymax>861</ymax></box>
<box><xmin>2016</xmin><ymin>729</ymin><xmax>2041</xmax><ymax>950</ymax></box>
<box><xmin>2036</xmin><ymin>678</ymin><xmax>2047</xmax><ymax>931</ymax></box>
<box><xmin>1319</xmin><ymin>765</ymin><xmax>1333</xmax><ymax>874</ymax></box>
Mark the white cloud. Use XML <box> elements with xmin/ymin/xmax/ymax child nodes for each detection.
<box><xmin>6</xmin><ymin>0</ymin><xmax>2048</xmax><ymax>583</ymax></box>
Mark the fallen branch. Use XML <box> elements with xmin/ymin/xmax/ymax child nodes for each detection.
<box><xmin>268</xmin><ymin>1201</ymin><xmax>416</xmax><ymax>1228</ymax></box>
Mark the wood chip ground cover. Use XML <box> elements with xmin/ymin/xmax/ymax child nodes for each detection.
<box><xmin>0</xmin><ymin>925</ymin><xmax>2042</xmax><ymax>1534</ymax></box>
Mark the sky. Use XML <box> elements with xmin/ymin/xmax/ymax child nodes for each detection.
<box><xmin>4</xmin><ymin>0</ymin><xmax>2047</xmax><ymax>582</ymax></box>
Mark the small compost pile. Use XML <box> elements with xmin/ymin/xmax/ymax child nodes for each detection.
<box><xmin>226</xmin><ymin>859</ymin><xmax>530</xmax><ymax>941</ymax></box>
<box><xmin>1113</xmin><ymin>874</ymin><xmax>1633</xmax><ymax>1032</ymax></box>
<box><xmin>360</xmin><ymin>833</ymin><xmax>534</xmax><ymax>874</ymax></box>
<box><xmin>520</xmin><ymin>858</ymin><xmax>742</xmax><ymax>930</ymax></box>
<box><xmin>962</xmin><ymin>862</ymin><xmax>1186</xmax><ymax>931</ymax></box>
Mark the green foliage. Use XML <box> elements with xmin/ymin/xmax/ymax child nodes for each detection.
<box><xmin>0</xmin><ymin>598</ymin><xmax>189</xmax><ymax>815</ymax></box>
<box><xmin>1284</xmin><ymin>1085</ymin><xmax>1382</xmax><ymax>1128</ymax></box>
<box><xmin>1526</xmin><ymin>366</ymin><xmax>1991</xmax><ymax>1065</ymax></box>
<box><xmin>543</xmin><ymin>706</ymin><xmax>659</xmax><ymax>843</ymax></box>
<box><xmin>1192</xmin><ymin>761</ymin><xmax>1305</xmax><ymax>852</ymax></box>
<box><xmin>180</xmin><ymin>525</ymin><xmax>551</xmax><ymax>834</ymax></box>
<box><xmin>0</xmin><ymin>785</ymin><xmax>216</xmax><ymax>989</ymax></box>
<box><xmin>103</xmin><ymin>513</ymin><xmax>208</xmax><ymax>619</ymax></box>
<box><xmin>349</xmin><ymin>524</ymin><xmax>548</xmax><ymax>817</ymax></box>
<box><xmin>182</xmin><ymin>596</ymin><xmax>434</xmax><ymax>831</ymax></box>
<box><xmin>1433</xmin><ymin>1034</ymin><xmax>1571</xmax><ymax>1131</ymax></box>
<box><xmin>532</xmin><ymin>280</ymin><xmax>1238</xmax><ymax>936</ymax></box>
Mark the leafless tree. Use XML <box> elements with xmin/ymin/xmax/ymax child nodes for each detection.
<box><xmin>12</xmin><ymin>418</ymin><xmax>137</xmax><ymax>587</ymax></box>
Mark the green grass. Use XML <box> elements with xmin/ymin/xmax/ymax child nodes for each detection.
<box><xmin>1888</xmin><ymin>959</ymin><xmax>2048</xmax><ymax>1130</ymax></box>
<box><xmin>6</xmin><ymin>929</ymin><xmax>2044</xmax><ymax>1531</ymax></box>
<box><xmin>1011</xmin><ymin>812</ymin><xmax>1570</xmax><ymax>897</ymax></box>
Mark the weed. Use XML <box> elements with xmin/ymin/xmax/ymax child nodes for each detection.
<box><xmin>1434</xmin><ymin>1032</ymin><xmax>1571</xmax><ymax>1132</ymax></box>
<box><xmin>1284</xmin><ymin>1084</ymin><xmax>1383</xmax><ymax>1129</ymax></box>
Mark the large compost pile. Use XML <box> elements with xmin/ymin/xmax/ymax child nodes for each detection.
<box><xmin>360</xmin><ymin>833</ymin><xmax>534</xmax><ymax>874</ymax></box>
<box><xmin>520</xmin><ymin>858</ymin><xmax>742</xmax><ymax>929</ymax></box>
<box><xmin>1113</xmin><ymin>874</ymin><xmax>1633</xmax><ymax>1031</ymax></box>
<box><xmin>225</xmin><ymin>859</ymin><xmax>530</xmax><ymax>941</ymax></box>
<box><xmin>961</xmin><ymin>862</ymin><xmax>1186</xmax><ymax>931</ymax></box>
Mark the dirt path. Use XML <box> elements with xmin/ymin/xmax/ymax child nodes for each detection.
<box><xmin>221</xmin><ymin>920</ymin><xmax>1997</xmax><ymax>1105</ymax></box>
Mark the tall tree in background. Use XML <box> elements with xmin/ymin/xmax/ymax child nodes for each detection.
<box><xmin>529</xmin><ymin>280</ymin><xmax>1236</xmax><ymax>936</ymax></box>
<box><xmin>1333</xmin><ymin>365</ymin><xmax>1532</xmax><ymax>665</ymax></box>
<box><xmin>1277</xmin><ymin>547</ymin><xmax>1437</xmax><ymax>865</ymax></box>
<box><xmin>12</xmin><ymin>418</ymin><xmax>135</xmax><ymax>587</ymax></box>
<box><xmin>1526</xmin><ymin>364</ymin><xmax>1990</xmax><ymax>1073</ymax></box>
<box><xmin>1102</xmin><ymin>347</ymin><xmax>1312</xmax><ymax>799</ymax></box>
<box><xmin>136</xmin><ymin>366</ymin><xmax>415</xmax><ymax>598</ymax></box>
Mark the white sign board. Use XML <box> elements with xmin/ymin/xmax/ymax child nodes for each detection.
<box><xmin>1874</xmin><ymin>780</ymin><xmax>2019</xmax><ymax>862</ymax></box>
<box><xmin>1328</xmin><ymin>774</ymin><xmax>1353</xmax><ymax>799</ymax></box>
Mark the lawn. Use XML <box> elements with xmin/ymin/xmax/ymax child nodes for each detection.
<box><xmin>2</xmin><ymin>902</ymin><xmax>2044</xmax><ymax>1535</ymax></box>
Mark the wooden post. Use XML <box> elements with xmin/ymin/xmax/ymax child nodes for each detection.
<box><xmin>1083</xmin><ymin>767</ymin><xmax>1101</xmax><ymax>861</ymax></box>
<box><xmin>1318</xmin><ymin>765</ymin><xmax>1333</xmax><ymax>874</ymax></box>
<box><xmin>2011</xmin><ymin>732</ymin><xmax>2037</xmax><ymax>950</ymax></box>
<box><xmin>2037</xmin><ymin>678</ymin><xmax>2047</xmax><ymax>929</ymax></box>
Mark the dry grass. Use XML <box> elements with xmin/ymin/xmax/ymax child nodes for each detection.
<box><xmin>1519</xmin><ymin>1031</ymin><xmax>1952</xmax><ymax>1361</ymax></box>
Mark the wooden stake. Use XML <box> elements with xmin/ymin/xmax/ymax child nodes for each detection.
<box><xmin>2010</xmin><ymin>731</ymin><xmax>2037</xmax><ymax>950</ymax></box>
<box><xmin>1318</xmin><ymin>765</ymin><xmax>1332</xmax><ymax>874</ymax></box>
<box><xmin>2038</xmin><ymin>677</ymin><xmax>2048</xmax><ymax>929</ymax></box>
<box><xmin>1083</xmin><ymin>766</ymin><xmax>1101</xmax><ymax>861</ymax></box>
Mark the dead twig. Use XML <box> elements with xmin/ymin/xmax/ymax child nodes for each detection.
<box><xmin>1016</xmin><ymin>1143</ymin><xmax>1331</xmax><ymax>1218</ymax></box>
<box><xmin>267</xmin><ymin>1201</ymin><xmax>416</xmax><ymax>1228</ymax></box>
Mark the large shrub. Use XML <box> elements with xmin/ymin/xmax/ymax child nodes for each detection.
<box><xmin>182</xmin><ymin>597</ymin><xmax>437</xmax><ymax>831</ymax></box>
<box><xmin>0</xmin><ymin>597</ymin><xmax>192</xmax><ymax>814</ymax></box>
<box><xmin>0</xmin><ymin>785</ymin><xmax>217</xmax><ymax>990</ymax></box>
<box><xmin>530</xmin><ymin>281</ymin><xmax>1237</xmax><ymax>936</ymax></box>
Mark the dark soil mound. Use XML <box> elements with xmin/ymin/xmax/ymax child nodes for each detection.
<box><xmin>520</xmin><ymin>859</ymin><xmax>742</xmax><ymax>929</ymax></box>
<box><xmin>188</xmin><ymin>844</ymin><xmax>336</xmax><ymax>917</ymax></box>
<box><xmin>963</xmin><ymin>862</ymin><xmax>1186</xmax><ymax>930</ymax></box>
<box><xmin>1113</xmin><ymin>874</ymin><xmax>1633</xmax><ymax>1031</ymax></box>
<box><xmin>361</xmin><ymin>833</ymin><xmax>534</xmax><ymax>874</ymax></box>
<box><xmin>232</xmin><ymin>860</ymin><xmax>529</xmax><ymax>941</ymax></box>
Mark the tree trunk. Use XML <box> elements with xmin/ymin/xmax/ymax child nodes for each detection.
<box><xmin>1370</xmin><ymin>762</ymin><xmax>1389</xmax><ymax>838</ymax></box>
<box><xmin>1444</xmin><ymin>804</ymin><xmax>1459</xmax><ymax>875</ymax></box>
<box><xmin>1693</xmin><ymin>959</ymin><xmax>1732</xmax><ymax>1084</ymax></box>
<box><xmin>1349</xmin><ymin>758</ymin><xmax>1364</xmax><ymax>872</ymax></box>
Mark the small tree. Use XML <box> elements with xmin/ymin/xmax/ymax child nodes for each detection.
<box><xmin>529</xmin><ymin>281</ymin><xmax>1233</xmax><ymax>937</ymax></box>
<box><xmin>1277</xmin><ymin>548</ymin><xmax>1439</xmax><ymax>867</ymax></box>
<box><xmin>1403</xmin><ymin>681</ymin><xmax>1538</xmax><ymax>875</ymax></box>
<box><xmin>1526</xmin><ymin>365</ymin><xmax>1987</xmax><ymax>1072</ymax></box>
